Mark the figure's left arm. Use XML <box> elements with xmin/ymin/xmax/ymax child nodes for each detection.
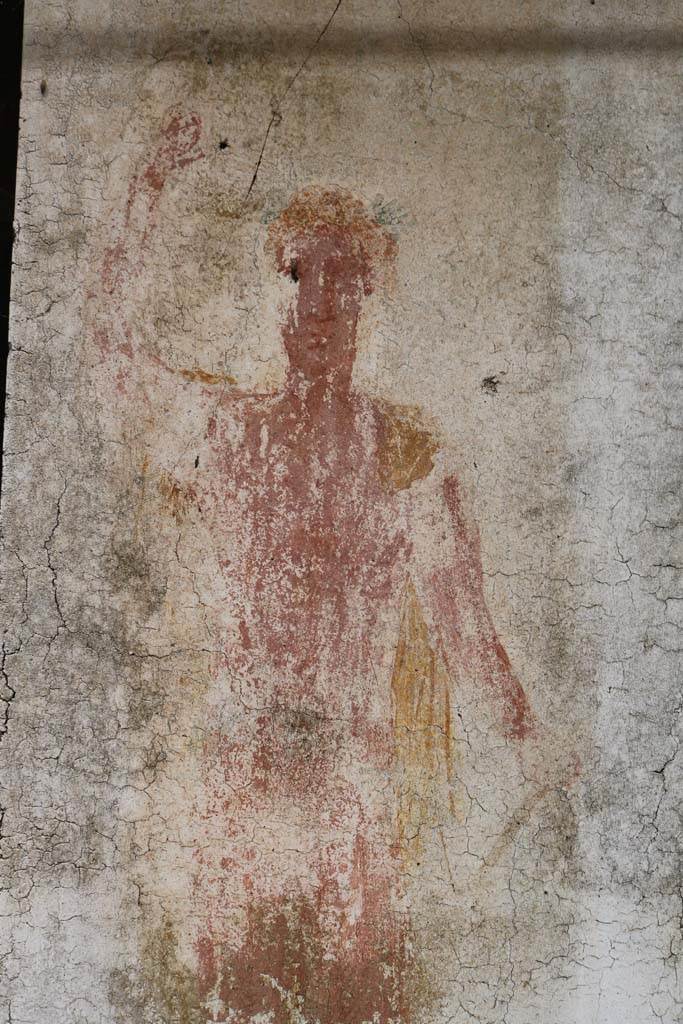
<box><xmin>413</xmin><ymin>471</ymin><xmax>535</xmax><ymax>742</ymax></box>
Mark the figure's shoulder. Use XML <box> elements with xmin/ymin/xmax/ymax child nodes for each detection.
<box><xmin>369</xmin><ymin>396</ymin><xmax>442</xmax><ymax>493</ymax></box>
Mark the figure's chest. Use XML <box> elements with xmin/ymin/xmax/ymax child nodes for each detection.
<box><xmin>203</xmin><ymin>410</ymin><xmax>409</xmax><ymax>591</ymax></box>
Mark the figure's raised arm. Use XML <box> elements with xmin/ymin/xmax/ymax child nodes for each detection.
<box><xmin>416</xmin><ymin>472</ymin><xmax>535</xmax><ymax>742</ymax></box>
<box><xmin>85</xmin><ymin>111</ymin><xmax>204</xmax><ymax>370</ymax></box>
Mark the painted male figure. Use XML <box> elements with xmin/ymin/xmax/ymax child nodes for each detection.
<box><xmin>93</xmin><ymin>115</ymin><xmax>533</xmax><ymax>1023</ymax></box>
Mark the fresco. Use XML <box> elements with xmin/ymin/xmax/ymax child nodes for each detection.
<box><xmin>4</xmin><ymin>4</ymin><xmax>681</xmax><ymax>1022</ymax></box>
<box><xmin>89</xmin><ymin>113</ymin><xmax>534</xmax><ymax>1022</ymax></box>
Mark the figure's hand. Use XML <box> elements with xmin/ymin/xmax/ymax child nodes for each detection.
<box><xmin>142</xmin><ymin>111</ymin><xmax>204</xmax><ymax>191</ymax></box>
<box><xmin>501</xmin><ymin>676</ymin><xmax>537</xmax><ymax>741</ymax></box>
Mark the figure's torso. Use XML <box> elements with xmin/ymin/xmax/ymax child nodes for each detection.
<box><xmin>200</xmin><ymin>389</ymin><xmax>425</xmax><ymax>720</ymax></box>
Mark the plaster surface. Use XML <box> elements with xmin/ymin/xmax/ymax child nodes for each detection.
<box><xmin>1</xmin><ymin>3</ymin><xmax>681</xmax><ymax>1022</ymax></box>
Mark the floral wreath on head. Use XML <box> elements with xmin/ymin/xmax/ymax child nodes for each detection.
<box><xmin>266</xmin><ymin>185</ymin><xmax>397</xmax><ymax>289</ymax></box>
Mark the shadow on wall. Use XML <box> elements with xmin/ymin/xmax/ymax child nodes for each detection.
<box><xmin>22</xmin><ymin>24</ymin><xmax>683</xmax><ymax>61</ymax></box>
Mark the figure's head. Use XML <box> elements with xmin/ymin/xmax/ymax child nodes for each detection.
<box><xmin>266</xmin><ymin>186</ymin><xmax>397</xmax><ymax>382</ymax></box>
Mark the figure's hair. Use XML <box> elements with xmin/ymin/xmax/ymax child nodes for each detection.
<box><xmin>266</xmin><ymin>185</ymin><xmax>397</xmax><ymax>280</ymax></box>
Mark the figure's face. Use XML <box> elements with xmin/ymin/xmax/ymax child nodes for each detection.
<box><xmin>275</xmin><ymin>228</ymin><xmax>372</xmax><ymax>381</ymax></box>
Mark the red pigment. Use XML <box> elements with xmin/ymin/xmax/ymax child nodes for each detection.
<box><xmin>430</xmin><ymin>474</ymin><xmax>534</xmax><ymax>739</ymax></box>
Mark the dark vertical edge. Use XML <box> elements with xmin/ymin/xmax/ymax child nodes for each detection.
<box><xmin>0</xmin><ymin>0</ymin><xmax>25</xmax><ymax>497</ymax></box>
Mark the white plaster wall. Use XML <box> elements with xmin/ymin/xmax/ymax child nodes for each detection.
<box><xmin>0</xmin><ymin>3</ymin><xmax>680</xmax><ymax>1022</ymax></box>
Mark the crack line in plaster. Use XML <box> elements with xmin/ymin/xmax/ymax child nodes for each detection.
<box><xmin>245</xmin><ymin>0</ymin><xmax>345</xmax><ymax>198</ymax></box>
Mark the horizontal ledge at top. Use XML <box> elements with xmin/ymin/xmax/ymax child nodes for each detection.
<box><xmin>23</xmin><ymin>26</ymin><xmax>683</xmax><ymax>61</ymax></box>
